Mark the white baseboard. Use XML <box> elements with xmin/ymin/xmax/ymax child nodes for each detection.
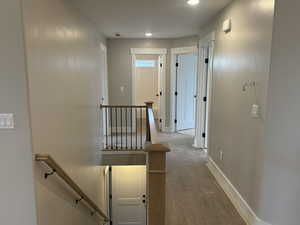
<box><xmin>206</xmin><ymin>157</ymin><xmax>271</xmax><ymax>225</ymax></box>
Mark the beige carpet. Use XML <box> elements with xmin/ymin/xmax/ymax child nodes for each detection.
<box><xmin>158</xmin><ymin>132</ymin><xmax>246</xmax><ymax>225</ymax></box>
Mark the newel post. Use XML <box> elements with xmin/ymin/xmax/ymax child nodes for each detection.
<box><xmin>145</xmin><ymin>101</ymin><xmax>154</xmax><ymax>142</ymax></box>
<box><xmin>145</xmin><ymin>144</ymin><xmax>170</xmax><ymax>225</ymax></box>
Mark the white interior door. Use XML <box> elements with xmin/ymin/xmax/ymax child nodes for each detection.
<box><xmin>112</xmin><ymin>166</ymin><xmax>146</xmax><ymax>225</ymax></box>
<box><xmin>176</xmin><ymin>53</ymin><xmax>198</xmax><ymax>131</ymax></box>
<box><xmin>135</xmin><ymin>55</ymin><xmax>159</xmax><ymax>118</ymax></box>
<box><xmin>100</xmin><ymin>43</ymin><xmax>109</xmax><ymax>105</ymax></box>
<box><xmin>100</xmin><ymin>43</ymin><xmax>109</xmax><ymax>139</ymax></box>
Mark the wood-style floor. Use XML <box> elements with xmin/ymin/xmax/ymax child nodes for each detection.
<box><xmin>158</xmin><ymin>133</ymin><xmax>246</xmax><ymax>225</ymax></box>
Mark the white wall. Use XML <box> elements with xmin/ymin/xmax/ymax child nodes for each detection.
<box><xmin>202</xmin><ymin>0</ymin><xmax>275</xmax><ymax>220</ymax></box>
<box><xmin>21</xmin><ymin>0</ymin><xmax>107</xmax><ymax>224</ymax></box>
<box><xmin>0</xmin><ymin>0</ymin><xmax>37</xmax><ymax>224</ymax></box>
<box><xmin>258</xmin><ymin>0</ymin><xmax>300</xmax><ymax>224</ymax></box>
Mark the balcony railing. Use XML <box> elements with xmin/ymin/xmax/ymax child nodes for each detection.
<box><xmin>100</xmin><ymin>103</ymin><xmax>151</xmax><ymax>150</ymax></box>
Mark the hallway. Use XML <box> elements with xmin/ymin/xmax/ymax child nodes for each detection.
<box><xmin>159</xmin><ymin>133</ymin><xmax>245</xmax><ymax>225</ymax></box>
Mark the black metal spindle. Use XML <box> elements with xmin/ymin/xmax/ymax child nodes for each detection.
<box><xmin>115</xmin><ymin>107</ymin><xmax>118</xmax><ymax>149</ymax></box>
<box><xmin>110</xmin><ymin>108</ymin><xmax>113</xmax><ymax>150</ymax></box>
<box><xmin>135</xmin><ymin>108</ymin><xmax>138</xmax><ymax>150</ymax></box>
<box><xmin>120</xmin><ymin>108</ymin><xmax>123</xmax><ymax>150</ymax></box>
<box><xmin>105</xmin><ymin>108</ymin><xmax>108</xmax><ymax>149</ymax></box>
<box><xmin>140</xmin><ymin>108</ymin><xmax>143</xmax><ymax>149</ymax></box>
<box><xmin>126</xmin><ymin>108</ymin><xmax>128</xmax><ymax>149</ymax></box>
<box><xmin>131</xmin><ymin>108</ymin><xmax>133</xmax><ymax>149</ymax></box>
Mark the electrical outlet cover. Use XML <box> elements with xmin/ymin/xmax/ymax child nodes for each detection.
<box><xmin>0</xmin><ymin>114</ymin><xmax>14</xmax><ymax>129</ymax></box>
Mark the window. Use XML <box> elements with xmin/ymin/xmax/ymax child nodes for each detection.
<box><xmin>135</xmin><ymin>60</ymin><xmax>157</xmax><ymax>68</ymax></box>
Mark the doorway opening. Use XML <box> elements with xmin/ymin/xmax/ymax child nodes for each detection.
<box><xmin>131</xmin><ymin>48</ymin><xmax>167</xmax><ymax>131</ymax></box>
<box><xmin>194</xmin><ymin>32</ymin><xmax>215</xmax><ymax>150</ymax></box>
<box><xmin>170</xmin><ymin>46</ymin><xmax>198</xmax><ymax>137</ymax></box>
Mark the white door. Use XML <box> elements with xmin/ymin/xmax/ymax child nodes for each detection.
<box><xmin>100</xmin><ymin>43</ymin><xmax>109</xmax><ymax>105</ymax></box>
<box><xmin>100</xmin><ymin>43</ymin><xmax>109</xmax><ymax>138</ymax></box>
<box><xmin>112</xmin><ymin>166</ymin><xmax>146</xmax><ymax>225</ymax></box>
<box><xmin>135</xmin><ymin>55</ymin><xmax>159</xmax><ymax>118</ymax></box>
<box><xmin>176</xmin><ymin>53</ymin><xmax>198</xmax><ymax>131</ymax></box>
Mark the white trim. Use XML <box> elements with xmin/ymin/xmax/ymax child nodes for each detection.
<box><xmin>207</xmin><ymin>157</ymin><xmax>271</xmax><ymax>225</ymax></box>
<box><xmin>100</xmin><ymin>42</ymin><xmax>107</xmax><ymax>52</ymax></box>
<box><xmin>100</xmin><ymin>42</ymin><xmax>109</xmax><ymax>140</ymax></box>
<box><xmin>194</xmin><ymin>32</ymin><xmax>215</xmax><ymax>149</ymax></box>
<box><xmin>170</xmin><ymin>46</ymin><xmax>199</xmax><ymax>133</ymax></box>
<box><xmin>131</xmin><ymin>48</ymin><xmax>167</xmax><ymax>132</ymax></box>
<box><xmin>130</xmin><ymin>48</ymin><xmax>167</xmax><ymax>55</ymax></box>
<box><xmin>170</xmin><ymin>46</ymin><xmax>198</xmax><ymax>55</ymax></box>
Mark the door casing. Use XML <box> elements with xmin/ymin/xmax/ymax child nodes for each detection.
<box><xmin>131</xmin><ymin>48</ymin><xmax>167</xmax><ymax>132</ymax></box>
<box><xmin>170</xmin><ymin>46</ymin><xmax>198</xmax><ymax>133</ymax></box>
<box><xmin>194</xmin><ymin>32</ymin><xmax>215</xmax><ymax>150</ymax></box>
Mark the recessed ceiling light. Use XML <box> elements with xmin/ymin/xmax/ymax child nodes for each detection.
<box><xmin>145</xmin><ymin>32</ymin><xmax>153</xmax><ymax>37</ymax></box>
<box><xmin>187</xmin><ymin>0</ymin><xmax>200</xmax><ymax>6</ymax></box>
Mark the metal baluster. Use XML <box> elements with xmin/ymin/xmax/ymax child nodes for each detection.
<box><xmin>121</xmin><ymin>108</ymin><xmax>123</xmax><ymax>150</ymax></box>
<box><xmin>126</xmin><ymin>108</ymin><xmax>128</xmax><ymax>149</ymax></box>
<box><xmin>115</xmin><ymin>107</ymin><xmax>118</xmax><ymax>150</ymax></box>
<box><xmin>105</xmin><ymin>108</ymin><xmax>108</xmax><ymax>149</ymax></box>
<box><xmin>110</xmin><ymin>108</ymin><xmax>113</xmax><ymax>150</ymax></box>
<box><xmin>131</xmin><ymin>108</ymin><xmax>133</xmax><ymax>149</ymax></box>
<box><xmin>140</xmin><ymin>108</ymin><xmax>143</xmax><ymax>149</ymax></box>
<box><xmin>135</xmin><ymin>108</ymin><xmax>138</xmax><ymax>150</ymax></box>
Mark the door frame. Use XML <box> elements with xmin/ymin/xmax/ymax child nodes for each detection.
<box><xmin>100</xmin><ymin>42</ymin><xmax>109</xmax><ymax>105</ymax></box>
<box><xmin>130</xmin><ymin>48</ymin><xmax>167</xmax><ymax>131</ymax></box>
<box><xmin>100</xmin><ymin>42</ymin><xmax>109</xmax><ymax>147</ymax></box>
<box><xmin>170</xmin><ymin>46</ymin><xmax>198</xmax><ymax>133</ymax></box>
<box><xmin>194</xmin><ymin>32</ymin><xmax>215</xmax><ymax>150</ymax></box>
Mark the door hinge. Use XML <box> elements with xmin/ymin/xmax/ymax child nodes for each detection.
<box><xmin>159</xmin><ymin>119</ymin><xmax>162</xmax><ymax>123</ymax></box>
<box><xmin>109</xmin><ymin>167</ymin><xmax>112</xmax><ymax>172</ymax></box>
<box><xmin>160</xmin><ymin>63</ymin><xmax>163</xmax><ymax>67</ymax></box>
<box><xmin>202</xmin><ymin>132</ymin><xmax>206</xmax><ymax>138</ymax></box>
<box><xmin>160</xmin><ymin>91</ymin><xmax>162</xmax><ymax>96</ymax></box>
<box><xmin>203</xmin><ymin>96</ymin><xmax>207</xmax><ymax>102</ymax></box>
<box><xmin>176</xmin><ymin>62</ymin><xmax>179</xmax><ymax>67</ymax></box>
<box><xmin>205</xmin><ymin>58</ymin><xmax>209</xmax><ymax>64</ymax></box>
<box><xmin>175</xmin><ymin>119</ymin><xmax>177</xmax><ymax>124</ymax></box>
<box><xmin>109</xmin><ymin>194</ymin><xmax>112</xmax><ymax>199</ymax></box>
<box><xmin>175</xmin><ymin>91</ymin><xmax>178</xmax><ymax>96</ymax></box>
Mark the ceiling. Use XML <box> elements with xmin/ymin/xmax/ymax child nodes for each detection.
<box><xmin>72</xmin><ymin>0</ymin><xmax>233</xmax><ymax>38</ymax></box>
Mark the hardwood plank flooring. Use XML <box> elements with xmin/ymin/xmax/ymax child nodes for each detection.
<box><xmin>158</xmin><ymin>133</ymin><xmax>246</xmax><ymax>225</ymax></box>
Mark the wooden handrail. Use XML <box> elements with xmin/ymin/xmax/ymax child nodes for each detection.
<box><xmin>35</xmin><ymin>154</ymin><xmax>109</xmax><ymax>222</ymax></box>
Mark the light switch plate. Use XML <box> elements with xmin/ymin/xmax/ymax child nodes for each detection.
<box><xmin>0</xmin><ymin>114</ymin><xmax>14</xmax><ymax>129</ymax></box>
<box><xmin>223</xmin><ymin>19</ymin><xmax>231</xmax><ymax>33</ymax></box>
<box><xmin>251</xmin><ymin>104</ymin><xmax>260</xmax><ymax>118</ymax></box>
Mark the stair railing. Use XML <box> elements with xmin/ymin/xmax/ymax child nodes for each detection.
<box><xmin>35</xmin><ymin>154</ymin><xmax>109</xmax><ymax>223</ymax></box>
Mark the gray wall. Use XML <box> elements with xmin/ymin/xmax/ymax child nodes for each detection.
<box><xmin>107</xmin><ymin>36</ymin><xmax>198</xmax><ymax>127</ymax></box>
<box><xmin>258</xmin><ymin>0</ymin><xmax>300</xmax><ymax>224</ymax></box>
<box><xmin>204</xmin><ymin>0</ymin><xmax>275</xmax><ymax>220</ymax></box>
<box><xmin>22</xmin><ymin>0</ymin><xmax>107</xmax><ymax>224</ymax></box>
<box><xmin>0</xmin><ymin>0</ymin><xmax>37</xmax><ymax>224</ymax></box>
